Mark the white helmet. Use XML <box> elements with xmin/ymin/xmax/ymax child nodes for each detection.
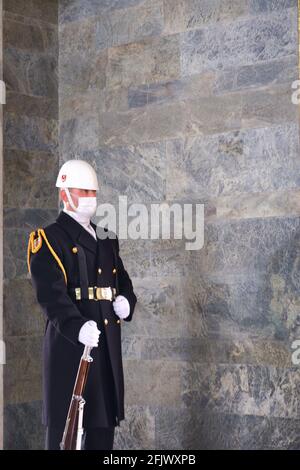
<box><xmin>56</xmin><ymin>160</ymin><xmax>99</xmax><ymax>190</ymax></box>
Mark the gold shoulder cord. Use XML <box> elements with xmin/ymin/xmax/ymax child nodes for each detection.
<box><xmin>27</xmin><ymin>228</ymin><xmax>68</xmax><ymax>285</ymax></box>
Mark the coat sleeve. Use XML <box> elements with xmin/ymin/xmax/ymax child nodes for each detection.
<box><xmin>114</xmin><ymin>235</ymin><xmax>137</xmax><ymax>322</ymax></box>
<box><xmin>29</xmin><ymin>230</ymin><xmax>88</xmax><ymax>345</ymax></box>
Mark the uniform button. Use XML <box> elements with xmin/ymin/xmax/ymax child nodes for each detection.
<box><xmin>72</xmin><ymin>247</ymin><xmax>78</xmax><ymax>253</ymax></box>
<box><xmin>98</xmin><ymin>268</ymin><xmax>102</xmax><ymax>274</ymax></box>
<box><xmin>116</xmin><ymin>319</ymin><xmax>120</xmax><ymax>324</ymax></box>
<box><xmin>112</xmin><ymin>268</ymin><xmax>117</xmax><ymax>274</ymax></box>
<box><xmin>104</xmin><ymin>318</ymin><xmax>108</xmax><ymax>325</ymax></box>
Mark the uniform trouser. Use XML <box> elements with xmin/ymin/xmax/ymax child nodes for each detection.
<box><xmin>45</xmin><ymin>425</ymin><xmax>115</xmax><ymax>450</ymax></box>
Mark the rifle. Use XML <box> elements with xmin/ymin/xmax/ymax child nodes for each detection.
<box><xmin>60</xmin><ymin>345</ymin><xmax>93</xmax><ymax>450</ymax></box>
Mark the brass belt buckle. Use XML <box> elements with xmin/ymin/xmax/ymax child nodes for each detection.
<box><xmin>102</xmin><ymin>287</ymin><xmax>112</xmax><ymax>301</ymax></box>
<box><xmin>94</xmin><ymin>287</ymin><xmax>117</xmax><ymax>301</ymax></box>
<box><xmin>93</xmin><ymin>286</ymin><xmax>111</xmax><ymax>301</ymax></box>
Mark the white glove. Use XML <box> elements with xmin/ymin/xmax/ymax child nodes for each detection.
<box><xmin>78</xmin><ymin>320</ymin><xmax>101</xmax><ymax>348</ymax></box>
<box><xmin>112</xmin><ymin>295</ymin><xmax>130</xmax><ymax>320</ymax></box>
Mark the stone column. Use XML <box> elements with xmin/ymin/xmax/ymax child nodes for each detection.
<box><xmin>2</xmin><ymin>0</ymin><xmax>58</xmax><ymax>449</ymax></box>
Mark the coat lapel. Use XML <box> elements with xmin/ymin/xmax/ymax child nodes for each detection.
<box><xmin>56</xmin><ymin>211</ymin><xmax>97</xmax><ymax>255</ymax></box>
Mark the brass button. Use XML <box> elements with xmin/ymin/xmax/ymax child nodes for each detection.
<box><xmin>72</xmin><ymin>247</ymin><xmax>78</xmax><ymax>253</ymax></box>
<box><xmin>113</xmin><ymin>268</ymin><xmax>117</xmax><ymax>274</ymax></box>
<box><xmin>104</xmin><ymin>318</ymin><xmax>108</xmax><ymax>325</ymax></box>
<box><xmin>116</xmin><ymin>319</ymin><xmax>120</xmax><ymax>324</ymax></box>
<box><xmin>98</xmin><ymin>268</ymin><xmax>102</xmax><ymax>274</ymax></box>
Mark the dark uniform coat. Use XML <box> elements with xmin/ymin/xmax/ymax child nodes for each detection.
<box><xmin>28</xmin><ymin>210</ymin><xmax>137</xmax><ymax>429</ymax></box>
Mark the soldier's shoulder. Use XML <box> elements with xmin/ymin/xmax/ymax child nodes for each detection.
<box><xmin>27</xmin><ymin>221</ymin><xmax>66</xmax><ymax>275</ymax></box>
<box><xmin>27</xmin><ymin>220</ymin><xmax>65</xmax><ymax>258</ymax></box>
<box><xmin>43</xmin><ymin>221</ymin><xmax>64</xmax><ymax>241</ymax></box>
<box><xmin>28</xmin><ymin>221</ymin><xmax>58</xmax><ymax>245</ymax></box>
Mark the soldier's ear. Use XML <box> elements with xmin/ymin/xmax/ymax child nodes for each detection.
<box><xmin>58</xmin><ymin>189</ymin><xmax>65</xmax><ymax>208</ymax></box>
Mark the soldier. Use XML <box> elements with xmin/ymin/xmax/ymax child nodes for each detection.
<box><xmin>27</xmin><ymin>160</ymin><xmax>137</xmax><ymax>450</ymax></box>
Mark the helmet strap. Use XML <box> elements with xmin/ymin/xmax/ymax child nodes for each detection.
<box><xmin>64</xmin><ymin>187</ymin><xmax>78</xmax><ymax>212</ymax></box>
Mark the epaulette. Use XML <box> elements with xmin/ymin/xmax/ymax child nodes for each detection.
<box><xmin>27</xmin><ymin>228</ymin><xmax>67</xmax><ymax>284</ymax></box>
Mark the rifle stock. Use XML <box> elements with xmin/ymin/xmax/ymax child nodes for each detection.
<box><xmin>60</xmin><ymin>345</ymin><xmax>93</xmax><ymax>450</ymax></box>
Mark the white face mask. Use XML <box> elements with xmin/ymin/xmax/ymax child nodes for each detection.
<box><xmin>64</xmin><ymin>188</ymin><xmax>97</xmax><ymax>219</ymax></box>
<box><xmin>75</xmin><ymin>196</ymin><xmax>97</xmax><ymax>218</ymax></box>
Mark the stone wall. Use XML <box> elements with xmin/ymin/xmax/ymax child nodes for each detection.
<box><xmin>58</xmin><ymin>0</ymin><xmax>300</xmax><ymax>449</ymax></box>
<box><xmin>2</xmin><ymin>0</ymin><xmax>58</xmax><ymax>449</ymax></box>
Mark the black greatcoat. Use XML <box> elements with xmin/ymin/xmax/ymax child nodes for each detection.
<box><xmin>28</xmin><ymin>210</ymin><xmax>137</xmax><ymax>428</ymax></box>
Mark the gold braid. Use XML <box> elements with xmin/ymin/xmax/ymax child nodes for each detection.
<box><xmin>27</xmin><ymin>228</ymin><xmax>67</xmax><ymax>285</ymax></box>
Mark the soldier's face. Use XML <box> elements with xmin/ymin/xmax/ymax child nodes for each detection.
<box><xmin>61</xmin><ymin>188</ymin><xmax>97</xmax><ymax>210</ymax></box>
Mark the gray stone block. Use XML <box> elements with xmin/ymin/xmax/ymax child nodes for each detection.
<box><xmin>4</xmin><ymin>113</ymin><xmax>58</xmax><ymax>153</ymax></box>
<box><xmin>4</xmin><ymin>150</ymin><xmax>58</xmax><ymax>209</ymax></box>
<box><xmin>124</xmin><ymin>276</ymin><xmax>187</xmax><ymax>338</ymax></box>
<box><xmin>141</xmin><ymin>337</ymin><xmax>291</xmax><ymax>367</ymax></box>
<box><xmin>150</xmin><ymin>239</ymin><xmax>189</xmax><ymax>277</ymax></box>
<box><xmin>59</xmin><ymin>49</ymin><xmax>107</xmax><ymax>95</ymax></box>
<box><xmin>82</xmin><ymin>142</ymin><xmax>166</xmax><ymax>203</ymax></box>
<box><xmin>4</xmin><ymin>208</ymin><xmax>58</xmax><ymax>229</ymax></box>
<box><xmin>4</xmin><ymin>47</ymin><xmax>57</xmax><ymax>97</ymax></box>
<box><xmin>4</xmin><ymin>15</ymin><xmax>58</xmax><ymax>53</ymax></box>
<box><xmin>164</xmin><ymin>0</ymin><xmax>248</xmax><ymax>34</ymax></box>
<box><xmin>206</xmin><ymin>188</ymin><xmax>300</xmax><ymax>221</ymax></box>
<box><xmin>155</xmin><ymin>406</ymin><xmax>300</xmax><ymax>449</ymax></box>
<box><xmin>4</xmin><ymin>228</ymin><xmax>33</xmax><ymax>280</ymax></box>
<box><xmin>181</xmin><ymin>363</ymin><xmax>300</xmax><ymax>418</ymax></box>
<box><xmin>166</xmin><ymin>123</ymin><xmax>300</xmax><ymax>200</ymax></box>
<box><xmin>114</xmin><ymin>405</ymin><xmax>155</xmax><ymax>449</ymax></box>
<box><xmin>59</xmin><ymin>114</ymin><xmax>98</xmax><ymax>155</ymax></box>
<box><xmin>241</xmin><ymin>84</ymin><xmax>297</xmax><ymax>128</ymax></box>
<box><xmin>124</xmin><ymin>359</ymin><xmax>181</xmax><ymax>406</ymax></box>
<box><xmin>192</xmin><ymin>216</ymin><xmax>300</xmax><ymax>274</ymax></box>
<box><xmin>59</xmin><ymin>0</ymin><xmax>149</xmax><ymax>24</ymax></box>
<box><xmin>59</xmin><ymin>16</ymin><xmax>97</xmax><ymax>59</ymax></box>
<box><xmin>4</xmin><ymin>336</ymin><xmax>43</xmax><ymax>405</ymax></box>
<box><xmin>185</xmin><ymin>84</ymin><xmax>297</xmax><ymax>138</ymax></box>
<box><xmin>214</xmin><ymin>56</ymin><xmax>297</xmax><ymax>94</ymax></box>
<box><xmin>181</xmin><ymin>7</ymin><xmax>297</xmax><ymax>76</ymax></box>
<box><xmin>127</xmin><ymin>71</ymin><xmax>216</xmax><ymax>111</ymax></box>
<box><xmin>4</xmin><ymin>401</ymin><xmax>44</xmax><ymax>450</ymax></box>
<box><xmin>60</xmin><ymin>90</ymin><xmax>105</xmax><ymax>121</ymax></box>
<box><xmin>4</xmin><ymin>278</ymin><xmax>46</xmax><ymax>337</ymax></box>
<box><xmin>106</xmin><ymin>34</ymin><xmax>180</xmax><ymax>89</ymax></box>
<box><xmin>98</xmin><ymin>100</ymin><xmax>185</xmax><ymax>146</ymax></box>
<box><xmin>249</xmin><ymin>0</ymin><xmax>297</xmax><ymax>14</ymax></box>
<box><xmin>121</xmin><ymin>335</ymin><xmax>143</xmax><ymax>359</ymax></box>
<box><xmin>96</xmin><ymin>0</ymin><xmax>163</xmax><ymax>49</ymax></box>
<box><xmin>4</xmin><ymin>0</ymin><xmax>58</xmax><ymax>24</ymax></box>
<box><xmin>6</xmin><ymin>92</ymin><xmax>57</xmax><ymax>120</ymax></box>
